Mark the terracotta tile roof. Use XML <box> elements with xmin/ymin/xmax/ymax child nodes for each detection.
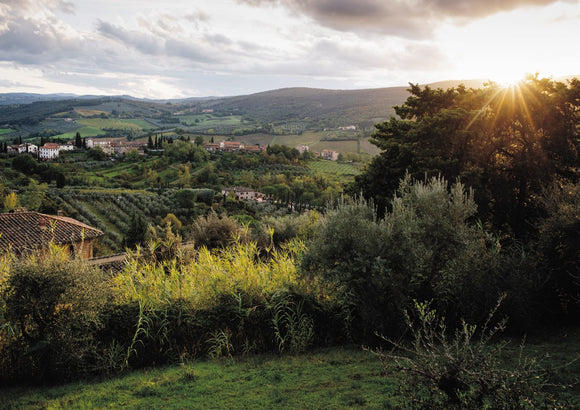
<box><xmin>0</xmin><ymin>211</ymin><xmax>103</xmax><ymax>253</ymax></box>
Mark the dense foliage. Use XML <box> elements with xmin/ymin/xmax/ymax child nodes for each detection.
<box><xmin>355</xmin><ymin>76</ymin><xmax>580</xmax><ymax>236</ymax></box>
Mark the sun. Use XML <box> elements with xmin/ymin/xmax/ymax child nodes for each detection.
<box><xmin>490</xmin><ymin>71</ymin><xmax>528</xmax><ymax>88</ymax></box>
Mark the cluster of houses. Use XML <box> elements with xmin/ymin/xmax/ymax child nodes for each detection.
<box><xmin>8</xmin><ymin>136</ymin><xmax>341</xmax><ymax>162</ymax></box>
<box><xmin>296</xmin><ymin>145</ymin><xmax>339</xmax><ymax>161</ymax></box>
<box><xmin>203</xmin><ymin>141</ymin><xmax>263</xmax><ymax>153</ymax></box>
<box><xmin>7</xmin><ymin>139</ymin><xmax>147</xmax><ymax>160</ymax></box>
<box><xmin>221</xmin><ymin>186</ymin><xmax>267</xmax><ymax>202</ymax></box>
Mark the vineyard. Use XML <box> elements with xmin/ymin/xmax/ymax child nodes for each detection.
<box><xmin>47</xmin><ymin>189</ymin><xmax>182</xmax><ymax>254</ymax></box>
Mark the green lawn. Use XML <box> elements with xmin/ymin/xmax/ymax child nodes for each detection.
<box><xmin>3</xmin><ymin>333</ymin><xmax>579</xmax><ymax>409</ymax></box>
<box><xmin>1</xmin><ymin>347</ymin><xmax>398</xmax><ymax>409</ymax></box>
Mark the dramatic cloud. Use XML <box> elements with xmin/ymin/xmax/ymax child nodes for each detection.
<box><xmin>0</xmin><ymin>0</ymin><xmax>80</xmax><ymax>64</ymax></box>
<box><xmin>0</xmin><ymin>0</ymin><xmax>577</xmax><ymax>97</ymax></box>
<box><xmin>239</xmin><ymin>0</ymin><xmax>576</xmax><ymax>37</ymax></box>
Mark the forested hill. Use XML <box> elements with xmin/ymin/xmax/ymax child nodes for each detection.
<box><xmin>0</xmin><ymin>80</ymin><xmax>503</xmax><ymax>129</ymax></box>
<box><xmin>208</xmin><ymin>87</ymin><xmax>410</xmax><ymax>128</ymax></box>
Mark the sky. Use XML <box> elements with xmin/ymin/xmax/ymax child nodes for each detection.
<box><xmin>0</xmin><ymin>0</ymin><xmax>578</xmax><ymax>99</ymax></box>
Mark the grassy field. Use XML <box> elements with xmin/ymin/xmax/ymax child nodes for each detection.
<box><xmin>1</xmin><ymin>347</ymin><xmax>396</xmax><ymax>409</ymax></box>
<box><xmin>3</xmin><ymin>332</ymin><xmax>579</xmax><ymax>409</ymax></box>
<box><xmin>178</xmin><ymin>114</ymin><xmax>244</xmax><ymax>126</ymax></box>
<box><xmin>308</xmin><ymin>160</ymin><xmax>362</xmax><ymax>176</ymax></box>
<box><xmin>53</xmin><ymin>126</ymin><xmax>107</xmax><ymax>139</ymax></box>
<box><xmin>0</xmin><ymin>128</ymin><xmax>15</xmax><ymax>135</ymax></box>
<box><xmin>76</xmin><ymin>118</ymin><xmax>146</xmax><ymax>131</ymax></box>
<box><xmin>74</xmin><ymin>109</ymin><xmax>109</xmax><ymax>117</ymax></box>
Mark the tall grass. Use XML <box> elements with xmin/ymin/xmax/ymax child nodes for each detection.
<box><xmin>113</xmin><ymin>240</ymin><xmax>306</xmax><ymax>309</ymax></box>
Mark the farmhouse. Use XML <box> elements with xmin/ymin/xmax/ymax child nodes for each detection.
<box><xmin>222</xmin><ymin>186</ymin><xmax>267</xmax><ymax>202</ymax></box>
<box><xmin>0</xmin><ymin>210</ymin><xmax>103</xmax><ymax>259</ymax></box>
<box><xmin>203</xmin><ymin>141</ymin><xmax>264</xmax><ymax>153</ymax></box>
<box><xmin>320</xmin><ymin>149</ymin><xmax>339</xmax><ymax>161</ymax></box>
<box><xmin>203</xmin><ymin>142</ymin><xmax>221</xmax><ymax>152</ymax></box>
<box><xmin>220</xmin><ymin>141</ymin><xmax>244</xmax><ymax>152</ymax></box>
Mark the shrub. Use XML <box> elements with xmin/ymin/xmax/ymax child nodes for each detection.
<box><xmin>189</xmin><ymin>211</ymin><xmax>249</xmax><ymax>249</ymax></box>
<box><xmin>302</xmin><ymin>175</ymin><xmax>511</xmax><ymax>340</ymax></box>
<box><xmin>373</xmin><ymin>299</ymin><xmax>563</xmax><ymax>409</ymax></box>
<box><xmin>0</xmin><ymin>247</ymin><xmax>112</xmax><ymax>383</ymax></box>
<box><xmin>535</xmin><ymin>178</ymin><xmax>580</xmax><ymax>323</ymax></box>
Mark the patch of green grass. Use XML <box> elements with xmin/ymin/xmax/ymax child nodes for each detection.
<box><xmin>77</xmin><ymin>119</ymin><xmax>144</xmax><ymax>131</ymax></box>
<box><xmin>0</xmin><ymin>128</ymin><xmax>15</xmax><ymax>135</ymax></box>
<box><xmin>123</xmin><ymin>119</ymin><xmax>155</xmax><ymax>129</ymax></box>
<box><xmin>53</xmin><ymin>126</ymin><xmax>107</xmax><ymax>139</ymax></box>
<box><xmin>308</xmin><ymin>160</ymin><xmax>362</xmax><ymax>176</ymax></box>
<box><xmin>1</xmin><ymin>347</ymin><xmax>398</xmax><ymax>409</ymax></box>
<box><xmin>178</xmin><ymin>114</ymin><xmax>243</xmax><ymax>127</ymax></box>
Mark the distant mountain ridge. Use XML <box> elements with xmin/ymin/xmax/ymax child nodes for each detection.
<box><xmin>1</xmin><ymin>76</ymin><xmax>577</xmax><ymax>128</ymax></box>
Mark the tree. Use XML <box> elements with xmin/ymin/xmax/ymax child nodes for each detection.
<box><xmin>302</xmin><ymin>175</ymin><xmax>535</xmax><ymax>339</ymax></box>
<box><xmin>20</xmin><ymin>180</ymin><xmax>48</xmax><ymax>211</ymax></box>
<box><xmin>3</xmin><ymin>191</ymin><xmax>18</xmax><ymax>212</ymax></box>
<box><xmin>74</xmin><ymin>132</ymin><xmax>82</xmax><ymax>148</ymax></box>
<box><xmin>123</xmin><ymin>212</ymin><xmax>149</xmax><ymax>249</ymax></box>
<box><xmin>194</xmin><ymin>135</ymin><xmax>204</xmax><ymax>147</ymax></box>
<box><xmin>12</xmin><ymin>154</ymin><xmax>37</xmax><ymax>175</ymax></box>
<box><xmin>86</xmin><ymin>146</ymin><xmax>107</xmax><ymax>161</ymax></box>
<box><xmin>354</xmin><ymin>76</ymin><xmax>580</xmax><ymax>236</ymax></box>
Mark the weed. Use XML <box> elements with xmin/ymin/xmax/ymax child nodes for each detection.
<box><xmin>207</xmin><ymin>329</ymin><xmax>234</xmax><ymax>360</ymax></box>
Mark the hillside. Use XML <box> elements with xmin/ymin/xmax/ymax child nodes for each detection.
<box><xmin>208</xmin><ymin>86</ymin><xmax>410</xmax><ymax>128</ymax></box>
<box><xmin>0</xmin><ymin>86</ymin><xmax>412</xmax><ymax>130</ymax></box>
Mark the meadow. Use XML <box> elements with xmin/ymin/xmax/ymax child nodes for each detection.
<box><xmin>2</xmin><ymin>335</ymin><xmax>579</xmax><ymax>409</ymax></box>
<box><xmin>308</xmin><ymin>160</ymin><xmax>361</xmax><ymax>176</ymax></box>
<box><xmin>76</xmin><ymin>118</ymin><xmax>148</xmax><ymax>131</ymax></box>
<box><xmin>53</xmin><ymin>126</ymin><xmax>106</xmax><ymax>139</ymax></box>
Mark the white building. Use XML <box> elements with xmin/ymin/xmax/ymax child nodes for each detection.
<box><xmin>38</xmin><ymin>143</ymin><xmax>61</xmax><ymax>160</ymax></box>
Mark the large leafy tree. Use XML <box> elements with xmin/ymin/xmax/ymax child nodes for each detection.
<box><xmin>354</xmin><ymin>75</ymin><xmax>580</xmax><ymax>236</ymax></box>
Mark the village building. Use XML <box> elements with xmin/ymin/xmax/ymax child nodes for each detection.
<box><xmin>296</xmin><ymin>145</ymin><xmax>309</xmax><ymax>154</ymax></box>
<box><xmin>222</xmin><ymin>186</ymin><xmax>267</xmax><ymax>202</ymax></box>
<box><xmin>111</xmin><ymin>140</ymin><xmax>147</xmax><ymax>156</ymax></box>
<box><xmin>0</xmin><ymin>210</ymin><xmax>103</xmax><ymax>259</ymax></box>
<box><xmin>241</xmin><ymin>144</ymin><xmax>263</xmax><ymax>153</ymax></box>
<box><xmin>38</xmin><ymin>143</ymin><xmax>61</xmax><ymax>160</ymax></box>
<box><xmin>203</xmin><ymin>142</ymin><xmax>221</xmax><ymax>152</ymax></box>
<box><xmin>8</xmin><ymin>143</ymin><xmax>38</xmax><ymax>155</ymax></box>
<box><xmin>203</xmin><ymin>141</ymin><xmax>264</xmax><ymax>154</ymax></box>
<box><xmin>320</xmin><ymin>149</ymin><xmax>339</xmax><ymax>161</ymax></box>
<box><xmin>220</xmin><ymin>141</ymin><xmax>245</xmax><ymax>152</ymax></box>
<box><xmin>86</xmin><ymin>138</ymin><xmax>113</xmax><ymax>155</ymax></box>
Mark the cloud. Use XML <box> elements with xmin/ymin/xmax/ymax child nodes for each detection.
<box><xmin>96</xmin><ymin>20</ymin><xmax>227</xmax><ymax>65</ymax></box>
<box><xmin>0</xmin><ymin>1</ymin><xmax>80</xmax><ymax>64</ymax></box>
<box><xmin>0</xmin><ymin>0</ymin><xmax>74</xmax><ymax>15</ymax></box>
<box><xmin>238</xmin><ymin>0</ymin><xmax>575</xmax><ymax>38</ymax></box>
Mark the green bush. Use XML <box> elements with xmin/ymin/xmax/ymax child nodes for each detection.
<box><xmin>0</xmin><ymin>248</ymin><xmax>112</xmax><ymax>383</ymax></box>
<box><xmin>373</xmin><ymin>299</ymin><xmax>563</xmax><ymax>409</ymax></box>
<box><xmin>302</xmin><ymin>175</ymin><xmax>517</xmax><ymax>340</ymax></box>
<box><xmin>189</xmin><ymin>211</ymin><xmax>249</xmax><ymax>249</ymax></box>
<box><xmin>535</xmin><ymin>179</ymin><xmax>580</xmax><ymax>323</ymax></box>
